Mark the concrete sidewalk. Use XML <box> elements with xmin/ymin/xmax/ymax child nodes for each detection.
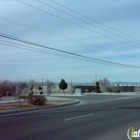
<box><xmin>49</xmin><ymin>92</ymin><xmax>140</xmax><ymax>97</ymax></box>
<box><xmin>83</xmin><ymin>92</ymin><xmax>140</xmax><ymax>96</ymax></box>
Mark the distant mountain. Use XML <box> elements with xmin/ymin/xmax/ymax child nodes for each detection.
<box><xmin>112</xmin><ymin>82</ymin><xmax>140</xmax><ymax>84</ymax></box>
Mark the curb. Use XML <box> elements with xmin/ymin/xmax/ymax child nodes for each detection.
<box><xmin>0</xmin><ymin>101</ymin><xmax>22</xmax><ymax>104</ymax></box>
<box><xmin>0</xmin><ymin>100</ymin><xmax>80</xmax><ymax>116</ymax></box>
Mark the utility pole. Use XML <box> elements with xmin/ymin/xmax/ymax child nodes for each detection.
<box><xmin>42</xmin><ymin>78</ymin><xmax>43</xmax><ymax>95</ymax></box>
<box><xmin>71</xmin><ymin>79</ymin><xmax>73</xmax><ymax>94</ymax></box>
<box><xmin>95</xmin><ymin>74</ymin><xmax>97</xmax><ymax>84</ymax></box>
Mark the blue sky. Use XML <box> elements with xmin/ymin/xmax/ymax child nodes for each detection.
<box><xmin>0</xmin><ymin>0</ymin><xmax>140</xmax><ymax>83</ymax></box>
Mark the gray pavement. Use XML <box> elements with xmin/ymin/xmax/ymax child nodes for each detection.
<box><xmin>0</xmin><ymin>92</ymin><xmax>139</xmax><ymax>104</ymax></box>
<box><xmin>1</xmin><ymin>95</ymin><xmax>140</xmax><ymax>140</ymax></box>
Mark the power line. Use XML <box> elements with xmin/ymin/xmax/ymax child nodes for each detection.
<box><xmin>0</xmin><ymin>42</ymin><xmax>94</xmax><ymax>62</ymax></box>
<box><xmin>17</xmin><ymin>0</ymin><xmax>140</xmax><ymax>50</ymax></box>
<box><xmin>0</xmin><ymin>39</ymin><xmax>101</xmax><ymax>63</ymax></box>
<box><xmin>0</xmin><ymin>41</ymin><xmax>122</xmax><ymax>64</ymax></box>
<box><xmin>50</xmin><ymin>0</ymin><xmax>140</xmax><ymax>43</ymax></box>
<box><xmin>0</xmin><ymin>32</ymin><xmax>140</xmax><ymax>69</ymax></box>
<box><xmin>0</xmin><ymin>16</ymin><xmax>128</xmax><ymax>56</ymax></box>
<box><xmin>37</xmin><ymin>0</ymin><xmax>140</xmax><ymax>47</ymax></box>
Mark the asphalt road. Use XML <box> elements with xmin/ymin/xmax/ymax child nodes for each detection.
<box><xmin>1</xmin><ymin>94</ymin><xmax>140</xmax><ymax>140</ymax></box>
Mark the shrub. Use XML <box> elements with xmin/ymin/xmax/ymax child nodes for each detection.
<box><xmin>115</xmin><ymin>90</ymin><xmax>120</xmax><ymax>93</ymax></box>
<box><xmin>107</xmin><ymin>88</ymin><xmax>113</xmax><ymax>92</ymax></box>
<box><xmin>6</xmin><ymin>91</ymin><xmax>12</xmax><ymax>96</ymax></box>
<box><xmin>28</xmin><ymin>95</ymin><xmax>47</xmax><ymax>105</ymax></box>
<box><xmin>38</xmin><ymin>86</ymin><xmax>42</xmax><ymax>90</ymax></box>
<box><xmin>34</xmin><ymin>96</ymin><xmax>47</xmax><ymax>105</ymax></box>
<box><xmin>85</xmin><ymin>89</ymin><xmax>89</xmax><ymax>93</ymax></box>
<box><xmin>96</xmin><ymin>91</ymin><xmax>102</xmax><ymax>93</ymax></box>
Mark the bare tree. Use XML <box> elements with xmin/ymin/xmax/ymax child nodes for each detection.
<box><xmin>99</xmin><ymin>78</ymin><xmax>110</xmax><ymax>86</ymax></box>
<box><xmin>45</xmin><ymin>80</ymin><xmax>55</xmax><ymax>87</ymax></box>
<box><xmin>29</xmin><ymin>79</ymin><xmax>35</xmax><ymax>92</ymax></box>
<box><xmin>0</xmin><ymin>80</ymin><xmax>16</xmax><ymax>96</ymax></box>
<box><xmin>20</xmin><ymin>82</ymin><xmax>28</xmax><ymax>90</ymax></box>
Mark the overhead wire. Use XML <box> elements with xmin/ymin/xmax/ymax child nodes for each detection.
<box><xmin>37</xmin><ymin>0</ymin><xmax>140</xmax><ymax>46</ymax></box>
<box><xmin>0</xmin><ymin>16</ymin><xmax>128</xmax><ymax>56</ymax></box>
<box><xmin>1</xmin><ymin>0</ymin><xmax>140</xmax><ymax>68</ymax></box>
<box><xmin>0</xmin><ymin>41</ymin><xmax>119</xmax><ymax>64</ymax></box>
<box><xmin>0</xmin><ymin>32</ymin><xmax>140</xmax><ymax>69</ymax></box>
<box><xmin>0</xmin><ymin>39</ymin><xmax>100</xmax><ymax>62</ymax></box>
<box><xmin>17</xmin><ymin>0</ymin><xmax>140</xmax><ymax>50</ymax></box>
<box><xmin>50</xmin><ymin>0</ymin><xmax>140</xmax><ymax>43</ymax></box>
<box><xmin>0</xmin><ymin>42</ymin><xmax>92</xmax><ymax>62</ymax></box>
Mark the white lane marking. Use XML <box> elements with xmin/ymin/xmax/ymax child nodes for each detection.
<box><xmin>64</xmin><ymin>113</ymin><xmax>94</xmax><ymax>121</ymax></box>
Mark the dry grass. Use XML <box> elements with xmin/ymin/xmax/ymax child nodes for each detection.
<box><xmin>0</xmin><ymin>100</ymin><xmax>75</xmax><ymax>112</ymax></box>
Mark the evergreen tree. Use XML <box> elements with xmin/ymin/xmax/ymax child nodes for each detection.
<box><xmin>59</xmin><ymin>79</ymin><xmax>68</xmax><ymax>94</ymax></box>
<box><xmin>38</xmin><ymin>86</ymin><xmax>43</xmax><ymax>95</ymax></box>
<box><xmin>95</xmin><ymin>81</ymin><xmax>102</xmax><ymax>93</ymax></box>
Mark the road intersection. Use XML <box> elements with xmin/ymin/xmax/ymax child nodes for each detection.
<box><xmin>0</xmin><ymin>93</ymin><xmax>140</xmax><ymax>140</ymax></box>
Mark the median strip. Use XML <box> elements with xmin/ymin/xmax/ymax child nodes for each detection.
<box><xmin>64</xmin><ymin>113</ymin><xmax>94</xmax><ymax>121</ymax></box>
